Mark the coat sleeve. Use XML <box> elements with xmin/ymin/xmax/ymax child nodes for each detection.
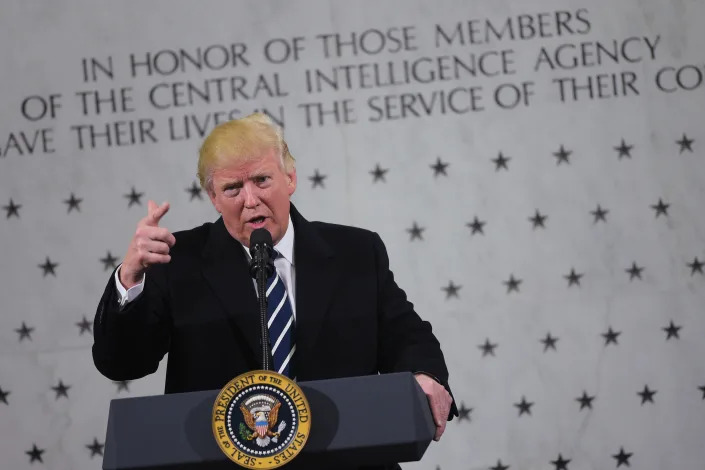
<box><xmin>372</xmin><ymin>232</ymin><xmax>459</xmax><ymax>419</ymax></box>
<box><xmin>92</xmin><ymin>264</ymin><xmax>171</xmax><ymax>381</ymax></box>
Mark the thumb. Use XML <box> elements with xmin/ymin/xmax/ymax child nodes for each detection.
<box><xmin>146</xmin><ymin>200</ymin><xmax>170</xmax><ymax>226</ymax></box>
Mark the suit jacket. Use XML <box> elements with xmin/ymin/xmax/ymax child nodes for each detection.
<box><xmin>93</xmin><ymin>204</ymin><xmax>457</xmax><ymax>467</ymax></box>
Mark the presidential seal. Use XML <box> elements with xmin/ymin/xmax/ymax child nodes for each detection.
<box><xmin>212</xmin><ymin>371</ymin><xmax>311</xmax><ymax>469</ymax></box>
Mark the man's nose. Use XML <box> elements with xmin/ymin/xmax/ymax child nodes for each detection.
<box><xmin>243</xmin><ymin>184</ymin><xmax>260</xmax><ymax>208</ymax></box>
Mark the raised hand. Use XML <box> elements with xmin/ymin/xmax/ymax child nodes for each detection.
<box><xmin>119</xmin><ymin>200</ymin><xmax>176</xmax><ymax>288</ymax></box>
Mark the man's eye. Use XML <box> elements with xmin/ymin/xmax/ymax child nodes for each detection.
<box><xmin>255</xmin><ymin>176</ymin><xmax>270</xmax><ymax>183</ymax></box>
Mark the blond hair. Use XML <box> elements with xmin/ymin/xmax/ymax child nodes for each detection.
<box><xmin>198</xmin><ymin>112</ymin><xmax>295</xmax><ymax>190</ymax></box>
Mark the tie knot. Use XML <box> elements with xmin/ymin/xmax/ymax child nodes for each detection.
<box><xmin>271</xmin><ymin>249</ymin><xmax>280</xmax><ymax>261</ymax></box>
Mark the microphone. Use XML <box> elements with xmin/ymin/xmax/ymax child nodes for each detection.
<box><xmin>248</xmin><ymin>228</ymin><xmax>275</xmax><ymax>371</ymax></box>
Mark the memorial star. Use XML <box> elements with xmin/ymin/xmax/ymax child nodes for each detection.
<box><xmin>492</xmin><ymin>152</ymin><xmax>510</xmax><ymax>171</ymax></box>
<box><xmin>100</xmin><ymin>251</ymin><xmax>118</xmax><ymax>271</ymax></box>
<box><xmin>406</xmin><ymin>222</ymin><xmax>425</xmax><ymax>241</ymax></box>
<box><xmin>591</xmin><ymin>204</ymin><xmax>609</xmax><ymax>223</ymax></box>
<box><xmin>39</xmin><ymin>257</ymin><xmax>58</xmax><ymax>276</ymax></box>
<box><xmin>551</xmin><ymin>454</ymin><xmax>571</xmax><ymax>470</ymax></box>
<box><xmin>15</xmin><ymin>322</ymin><xmax>34</xmax><ymax>341</ymax></box>
<box><xmin>0</xmin><ymin>386</ymin><xmax>9</xmax><ymax>405</ymax></box>
<box><xmin>124</xmin><ymin>187</ymin><xmax>144</xmax><ymax>208</ymax></box>
<box><xmin>115</xmin><ymin>380</ymin><xmax>131</xmax><ymax>393</ymax></box>
<box><xmin>76</xmin><ymin>316</ymin><xmax>93</xmax><ymax>336</ymax></box>
<box><xmin>514</xmin><ymin>396</ymin><xmax>534</xmax><ymax>416</ymax></box>
<box><xmin>442</xmin><ymin>281</ymin><xmax>461</xmax><ymax>299</ymax></box>
<box><xmin>26</xmin><ymin>444</ymin><xmax>44</xmax><ymax>463</ymax></box>
<box><xmin>430</xmin><ymin>157</ymin><xmax>449</xmax><ymax>177</ymax></box>
<box><xmin>625</xmin><ymin>262</ymin><xmax>644</xmax><ymax>281</ymax></box>
<box><xmin>529</xmin><ymin>210</ymin><xmax>547</xmax><ymax>229</ymax></box>
<box><xmin>86</xmin><ymin>438</ymin><xmax>105</xmax><ymax>457</ymax></box>
<box><xmin>4</xmin><ymin>198</ymin><xmax>21</xmax><ymax>218</ymax></box>
<box><xmin>185</xmin><ymin>182</ymin><xmax>202</xmax><ymax>201</ymax></box>
<box><xmin>651</xmin><ymin>198</ymin><xmax>669</xmax><ymax>217</ymax></box>
<box><xmin>503</xmin><ymin>274</ymin><xmax>522</xmax><ymax>293</ymax></box>
<box><xmin>576</xmin><ymin>391</ymin><xmax>595</xmax><ymax>410</ymax></box>
<box><xmin>699</xmin><ymin>385</ymin><xmax>705</xmax><ymax>400</ymax></box>
<box><xmin>612</xmin><ymin>447</ymin><xmax>633</xmax><ymax>468</ymax></box>
<box><xmin>553</xmin><ymin>145</ymin><xmax>571</xmax><ymax>165</ymax></box>
<box><xmin>63</xmin><ymin>192</ymin><xmax>82</xmax><ymax>213</ymax></box>
<box><xmin>369</xmin><ymin>164</ymin><xmax>388</xmax><ymax>183</ymax></box>
<box><xmin>676</xmin><ymin>133</ymin><xmax>694</xmax><ymax>153</ymax></box>
<box><xmin>564</xmin><ymin>268</ymin><xmax>583</xmax><ymax>287</ymax></box>
<box><xmin>688</xmin><ymin>257</ymin><xmax>704</xmax><ymax>275</ymax></box>
<box><xmin>614</xmin><ymin>139</ymin><xmax>633</xmax><ymax>159</ymax></box>
<box><xmin>637</xmin><ymin>385</ymin><xmax>656</xmax><ymax>404</ymax></box>
<box><xmin>541</xmin><ymin>332</ymin><xmax>559</xmax><ymax>352</ymax></box>
<box><xmin>51</xmin><ymin>380</ymin><xmax>71</xmax><ymax>399</ymax></box>
<box><xmin>457</xmin><ymin>402</ymin><xmax>472</xmax><ymax>422</ymax></box>
<box><xmin>466</xmin><ymin>216</ymin><xmax>486</xmax><ymax>235</ymax></box>
<box><xmin>602</xmin><ymin>327</ymin><xmax>621</xmax><ymax>346</ymax></box>
<box><xmin>479</xmin><ymin>338</ymin><xmax>498</xmax><ymax>357</ymax></box>
<box><xmin>662</xmin><ymin>320</ymin><xmax>681</xmax><ymax>340</ymax></box>
<box><xmin>309</xmin><ymin>170</ymin><xmax>326</xmax><ymax>188</ymax></box>
<box><xmin>490</xmin><ymin>460</ymin><xmax>510</xmax><ymax>470</ymax></box>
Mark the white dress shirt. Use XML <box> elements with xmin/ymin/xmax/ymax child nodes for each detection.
<box><xmin>115</xmin><ymin>215</ymin><xmax>296</xmax><ymax>318</ymax></box>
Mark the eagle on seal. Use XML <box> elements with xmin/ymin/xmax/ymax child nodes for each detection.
<box><xmin>241</xmin><ymin>401</ymin><xmax>282</xmax><ymax>445</ymax></box>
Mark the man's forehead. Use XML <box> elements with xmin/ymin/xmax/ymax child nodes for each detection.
<box><xmin>214</xmin><ymin>154</ymin><xmax>279</xmax><ymax>180</ymax></box>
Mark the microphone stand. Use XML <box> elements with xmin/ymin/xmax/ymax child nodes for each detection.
<box><xmin>250</xmin><ymin>239</ymin><xmax>275</xmax><ymax>372</ymax></box>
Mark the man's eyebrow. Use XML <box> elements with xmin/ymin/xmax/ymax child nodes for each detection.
<box><xmin>221</xmin><ymin>179</ymin><xmax>243</xmax><ymax>190</ymax></box>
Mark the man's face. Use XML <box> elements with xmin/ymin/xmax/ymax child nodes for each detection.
<box><xmin>208</xmin><ymin>148</ymin><xmax>297</xmax><ymax>247</ymax></box>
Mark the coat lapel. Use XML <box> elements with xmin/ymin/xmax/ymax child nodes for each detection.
<box><xmin>290</xmin><ymin>204</ymin><xmax>339</xmax><ymax>375</ymax></box>
<box><xmin>201</xmin><ymin>218</ymin><xmax>262</xmax><ymax>362</ymax></box>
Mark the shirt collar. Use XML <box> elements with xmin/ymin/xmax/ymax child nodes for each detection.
<box><xmin>240</xmin><ymin>214</ymin><xmax>295</xmax><ymax>265</ymax></box>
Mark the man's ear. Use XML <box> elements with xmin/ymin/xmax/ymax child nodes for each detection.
<box><xmin>286</xmin><ymin>168</ymin><xmax>297</xmax><ymax>196</ymax></box>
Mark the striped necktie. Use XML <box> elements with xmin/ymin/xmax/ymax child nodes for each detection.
<box><xmin>266</xmin><ymin>252</ymin><xmax>295</xmax><ymax>378</ymax></box>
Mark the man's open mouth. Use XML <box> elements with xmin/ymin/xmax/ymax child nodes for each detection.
<box><xmin>249</xmin><ymin>216</ymin><xmax>266</xmax><ymax>224</ymax></box>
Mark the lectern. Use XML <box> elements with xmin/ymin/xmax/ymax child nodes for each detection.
<box><xmin>103</xmin><ymin>372</ymin><xmax>436</xmax><ymax>469</ymax></box>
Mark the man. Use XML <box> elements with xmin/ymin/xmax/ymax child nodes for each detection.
<box><xmin>93</xmin><ymin>113</ymin><xmax>457</xmax><ymax>460</ymax></box>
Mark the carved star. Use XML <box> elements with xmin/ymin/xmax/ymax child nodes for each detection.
<box><xmin>124</xmin><ymin>186</ymin><xmax>144</xmax><ymax>208</ymax></box>
<box><xmin>688</xmin><ymin>257</ymin><xmax>704</xmax><ymax>276</ymax></box>
<box><xmin>651</xmin><ymin>198</ymin><xmax>670</xmax><ymax>218</ymax></box>
<box><xmin>550</xmin><ymin>453</ymin><xmax>571</xmax><ymax>470</ymax></box>
<box><xmin>676</xmin><ymin>133</ymin><xmax>694</xmax><ymax>153</ymax></box>
<box><xmin>614</xmin><ymin>139</ymin><xmax>634</xmax><ymax>159</ymax></box>
<box><xmin>591</xmin><ymin>204</ymin><xmax>609</xmax><ymax>223</ymax></box>
<box><xmin>492</xmin><ymin>152</ymin><xmax>510</xmax><ymax>171</ymax></box>
<box><xmin>38</xmin><ymin>257</ymin><xmax>58</xmax><ymax>277</ymax></box>
<box><xmin>625</xmin><ymin>262</ymin><xmax>644</xmax><ymax>281</ymax></box>
<box><xmin>466</xmin><ymin>216</ymin><xmax>486</xmax><ymax>235</ymax></box>
<box><xmin>553</xmin><ymin>145</ymin><xmax>571</xmax><ymax>165</ymax></box>
<box><xmin>86</xmin><ymin>438</ymin><xmax>105</xmax><ymax>457</ymax></box>
<box><xmin>514</xmin><ymin>396</ymin><xmax>533</xmax><ymax>416</ymax></box>
<box><xmin>26</xmin><ymin>444</ymin><xmax>44</xmax><ymax>463</ymax></box>
<box><xmin>662</xmin><ymin>320</ymin><xmax>681</xmax><ymax>340</ymax></box>
<box><xmin>503</xmin><ymin>274</ymin><xmax>522</xmax><ymax>293</ymax></box>
<box><xmin>63</xmin><ymin>192</ymin><xmax>82</xmax><ymax>213</ymax></box>
<box><xmin>430</xmin><ymin>157</ymin><xmax>449</xmax><ymax>177</ymax></box>
<box><xmin>637</xmin><ymin>385</ymin><xmax>656</xmax><ymax>405</ymax></box>
<box><xmin>3</xmin><ymin>198</ymin><xmax>21</xmax><ymax>218</ymax></box>
<box><xmin>370</xmin><ymin>164</ymin><xmax>388</xmax><ymax>183</ymax></box>
<box><xmin>309</xmin><ymin>170</ymin><xmax>326</xmax><ymax>188</ymax></box>
<box><xmin>576</xmin><ymin>391</ymin><xmax>595</xmax><ymax>410</ymax></box>
<box><xmin>479</xmin><ymin>338</ymin><xmax>498</xmax><ymax>357</ymax></box>
<box><xmin>15</xmin><ymin>322</ymin><xmax>34</xmax><ymax>341</ymax></box>
<box><xmin>185</xmin><ymin>181</ymin><xmax>202</xmax><ymax>201</ymax></box>
<box><xmin>100</xmin><ymin>251</ymin><xmax>119</xmax><ymax>271</ymax></box>
<box><xmin>457</xmin><ymin>402</ymin><xmax>472</xmax><ymax>422</ymax></box>
<box><xmin>564</xmin><ymin>268</ymin><xmax>583</xmax><ymax>287</ymax></box>
<box><xmin>407</xmin><ymin>222</ymin><xmax>425</xmax><ymax>241</ymax></box>
<box><xmin>51</xmin><ymin>380</ymin><xmax>71</xmax><ymax>399</ymax></box>
<box><xmin>602</xmin><ymin>327</ymin><xmax>621</xmax><ymax>346</ymax></box>
<box><xmin>529</xmin><ymin>209</ymin><xmax>547</xmax><ymax>229</ymax></box>
<box><xmin>699</xmin><ymin>385</ymin><xmax>705</xmax><ymax>400</ymax></box>
<box><xmin>612</xmin><ymin>447</ymin><xmax>633</xmax><ymax>468</ymax></box>
<box><xmin>442</xmin><ymin>281</ymin><xmax>461</xmax><ymax>299</ymax></box>
<box><xmin>114</xmin><ymin>380</ymin><xmax>131</xmax><ymax>393</ymax></box>
<box><xmin>541</xmin><ymin>332</ymin><xmax>559</xmax><ymax>352</ymax></box>
<box><xmin>76</xmin><ymin>316</ymin><xmax>93</xmax><ymax>336</ymax></box>
<box><xmin>490</xmin><ymin>460</ymin><xmax>510</xmax><ymax>470</ymax></box>
<box><xmin>0</xmin><ymin>386</ymin><xmax>10</xmax><ymax>405</ymax></box>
